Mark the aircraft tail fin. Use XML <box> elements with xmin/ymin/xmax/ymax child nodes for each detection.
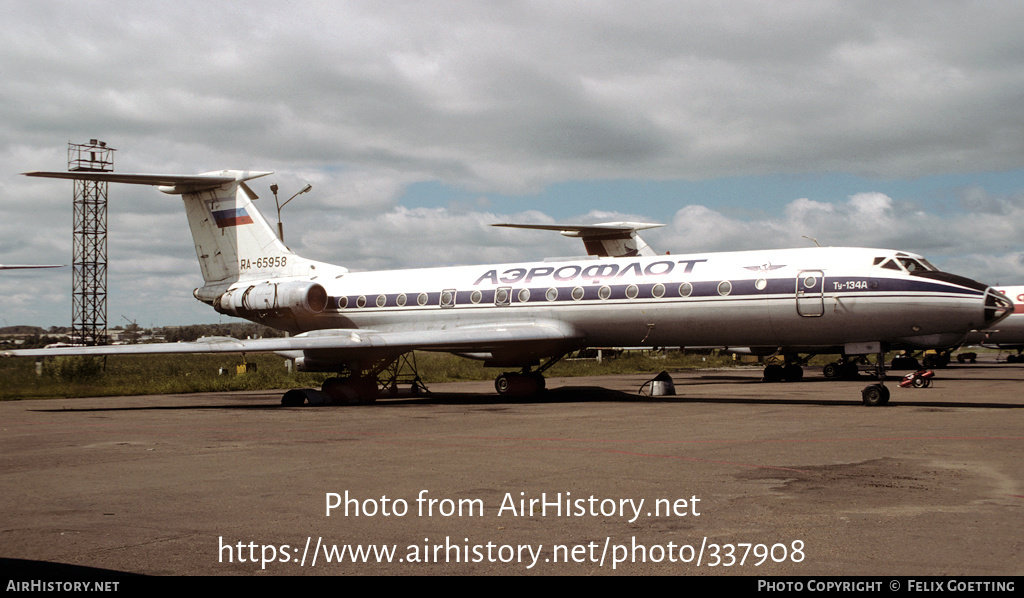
<box><xmin>23</xmin><ymin>170</ymin><xmax>344</xmax><ymax>300</ymax></box>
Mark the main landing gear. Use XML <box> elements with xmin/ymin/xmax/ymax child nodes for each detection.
<box><xmin>822</xmin><ymin>355</ymin><xmax>866</xmax><ymax>379</ymax></box>
<box><xmin>494</xmin><ymin>371</ymin><xmax>546</xmax><ymax>396</ymax></box>
<box><xmin>762</xmin><ymin>354</ymin><xmax>805</xmax><ymax>382</ymax></box>
<box><xmin>281</xmin><ymin>353</ymin><xmax>425</xmax><ymax>406</ymax></box>
<box><xmin>494</xmin><ymin>353</ymin><xmax>567</xmax><ymax>397</ymax></box>
<box><xmin>321</xmin><ymin>375</ymin><xmax>381</xmax><ymax>405</ymax></box>
<box><xmin>281</xmin><ymin>375</ymin><xmax>381</xmax><ymax>406</ymax></box>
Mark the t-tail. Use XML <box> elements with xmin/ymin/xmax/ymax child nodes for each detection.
<box><xmin>23</xmin><ymin>169</ymin><xmax>345</xmax><ymax>321</ymax></box>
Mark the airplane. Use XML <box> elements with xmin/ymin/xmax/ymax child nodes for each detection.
<box><xmin>0</xmin><ymin>265</ymin><xmax>63</xmax><ymax>270</ymax></box>
<box><xmin>3</xmin><ymin>168</ymin><xmax>1014</xmax><ymax>407</ymax></box>
<box><xmin>961</xmin><ymin>285</ymin><xmax>1024</xmax><ymax>361</ymax></box>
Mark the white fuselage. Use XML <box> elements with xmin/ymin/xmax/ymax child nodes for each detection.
<box><xmin>240</xmin><ymin>246</ymin><xmax>1000</xmax><ymax>365</ymax></box>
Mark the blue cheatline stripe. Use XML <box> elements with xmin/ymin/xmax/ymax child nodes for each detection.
<box><xmin>326</xmin><ymin>277</ymin><xmax>982</xmax><ymax>311</ymax></box>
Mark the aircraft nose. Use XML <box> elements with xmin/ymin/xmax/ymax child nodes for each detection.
<box><xmin>984</xmin><ymin>288</ymin><xmax>1013</xmax><ymax>327</ymax></box>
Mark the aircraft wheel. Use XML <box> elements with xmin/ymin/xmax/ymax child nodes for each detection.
<box><xmin>281</xmin><ymin>389</ymin><xmax>307</xmax><ymax>406</ymax></box>
<box><xmin>763</xmin><ymin>364</ymin><xmax>784</xmax><ymax>382</ymax></box>
<box><xmin>281</xmin><ymin>388</ymin><xmax>327</xmax><ymax>406</ymax></box>
<box><xmin>495</xmin><ymin>373</ymin><xmax>513</xmax><ymax>394</ymax></box>
<box><xmin>891</xmin><ymin>356</ymin><xmax>920</xmax><ymax>370</ymax></box>
<box><xmin>530</xmin><ymin>372</ymin><xmax>546</xmax><ymax>391</ymax></box>
<box><xmin>494</xmin><ymin>373</ymin><xmax>540</xmax><ymax>396</ymax></box>
<box><xmin>782</xmin><ymin>364</ymin><xmax>803</xmax><ymax>382</ymax></box>
<box><xmin>322</xmin><ymin>378</ymin><xmax>353</xmax><ymax>404</ymax></box>
<box><xmin>322</xmin><ymin>377</ymin><xmax>379</xmax><ymax>405</ymax></box>
<box><xmin>350</xmin><ymin>377</ymin><xmax>379</xmax><ymax>404</ymax></box>
<box><xmin>861</xmin><ymin>384</ymin><xmax>890</xmax><ymax>406</ymax></box>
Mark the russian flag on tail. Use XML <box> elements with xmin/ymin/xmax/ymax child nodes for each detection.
<box><xmin>212</xmin><ymin>207</ymin><xmax>254</xmax><ymax>228</ymax></box>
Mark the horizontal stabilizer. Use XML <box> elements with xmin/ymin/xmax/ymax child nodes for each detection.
<box><xmin>23</xmin><ymin>170</ymin><xmax>272</xmax><ymax>195</ymax></box>
<box><xmin>493</xmin><ymin>221</ymin><xmax>664</xmax><ymax>257</ymax></box>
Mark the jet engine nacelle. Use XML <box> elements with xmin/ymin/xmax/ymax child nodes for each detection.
<box><xmin>215</xmin><ymin>281</ymin><xmax>328</xmax><ymax>318</ymax></box>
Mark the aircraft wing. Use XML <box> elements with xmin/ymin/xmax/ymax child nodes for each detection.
<box><xmin>492</xmin><ymin>222</ymin><xmax>664</xmax><ymax>257</ymax></box>
<box><xmin>3</xmin><ymin>321</ymin><xmax>583</xmax><ymax>359</ymax></box>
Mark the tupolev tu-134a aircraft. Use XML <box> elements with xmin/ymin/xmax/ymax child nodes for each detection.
<box><xmin>6</xmin><ymin>169</ymin><xmax>1013</xmax><ymax>407</ymax></box>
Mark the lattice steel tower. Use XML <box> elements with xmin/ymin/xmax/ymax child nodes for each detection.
<box><xmin>68</xmin><ymin>140</ymin><xmax>115</xmax><ymax>346</ymax></box>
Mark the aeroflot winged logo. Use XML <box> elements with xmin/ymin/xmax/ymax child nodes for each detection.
<box><xmin>212</xmin><ymin>207</ymin><xmax>254</xmax><ymax>228</ymax></box>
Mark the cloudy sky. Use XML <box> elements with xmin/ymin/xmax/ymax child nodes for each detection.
<box><xmin>2</xmin><ymin>1</ymin><xmax>1023</xmax><ymax>328</ymax></box>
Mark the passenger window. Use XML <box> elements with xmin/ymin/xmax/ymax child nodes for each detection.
<box><xmin>440</xmin><ymin>290</ymin><xmax>455</xmax><ymax>307</ymax></box>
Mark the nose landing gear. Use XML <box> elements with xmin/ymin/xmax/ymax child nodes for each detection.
<box><xmin>861</xmin><ymin>350</ymin><xmax>890</xmax><ymax>406</ymax></box>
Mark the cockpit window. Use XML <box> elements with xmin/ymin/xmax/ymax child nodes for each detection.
<box><xmin>897</xmin><ymin>257</ymin><xmax>933</xmax><ymax>273</ymax></box>
<box><xmin>876</xmin><ymin>256</ymin><xmax>938</xmax><ymax>273</ymax></box>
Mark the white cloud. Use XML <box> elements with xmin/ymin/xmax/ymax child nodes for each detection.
<box><xmin>654</xmin><ymin>190</ymin><xmax>1024</xmax><ymax>285</ymax></box>
<box><xmin>2</xmin><ymin>0</ymin><xmax>1024</xmax><ymax>325</ymax></box>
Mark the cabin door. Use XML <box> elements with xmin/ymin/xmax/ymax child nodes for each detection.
<box><xmin>796</xmin><ymin>270</ymin><xmax>825</xmax><ymax>317</ymax></box>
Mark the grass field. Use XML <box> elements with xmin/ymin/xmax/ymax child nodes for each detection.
<box><xmin>0</xmin><ymin>349</ymin><xmax>742</xmax><ymax>401</ymax></box>
<box><xmin>4</xmin><ymin>347</ymin><xmax>991</xmax><ymax>401</ymax></box>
